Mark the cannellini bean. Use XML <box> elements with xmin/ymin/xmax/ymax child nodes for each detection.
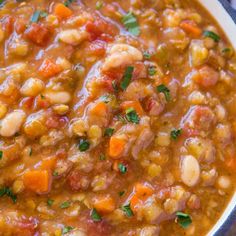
<box><xmin>156</xmin><ymin>132</ymin><xmax>170</xmax><ymax>147</ymax></box>
<box><xmin>181</xmin><ymin>155</ymin><xmax>200</xmax><ymax>187</ymax></box>
<box><xmin>58</xmin><ymin>29</ymin><xmax>89</xmax><ymax>46</ymax></box>
<box><xmin>189</xmin><ymin>40</ymin><xmax>208</xmax><ymax>67</ymax></box>
<box><xmin>66</xmin><ymin>229</ymin><xmax>86</xmax><ymax>236</ymax></box>
<box><xmin>44</xmin><ymin>91</ymin><xmax>71</xmax><ymax>104</ymax></box>
<box><xmin>138</xmin><ymin>226</ymin><xmax>160</xmax><ymax>236</ymax></box>
<box><xmin>102</xmin><ymin>44</ymin><xmax>143</xmax><ymax>71</ymax></box>
<box><xmin>217</xmin><ymin>176</ymin><xmax>231</xmax><ymax>189</ymax></box>
<box><xmin>0</xmin><ymin>110</ymin><xmax>26</xmax><ymax>137</ymax></box>
<box><xmin>20</xmin><ymin>78</ymin><xmax>45</xmax><ymax>96</ymax></box>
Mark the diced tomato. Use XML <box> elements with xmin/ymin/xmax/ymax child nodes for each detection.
<box><xmin>34</xmin><ymin>95</ymin><xmax>50</xmax><ymax>109</ymax></box>
<box><xmin>39</xmin><ymin>59</ymin><xmax>62</xmax><ymax>78</ymax></box>
<box><xmin>24</xmin><ymin>23</ymin><xmax>50</xmax><ymax>46</ymax></box>
<box><xmin>45</xmin><ymin>115</ymin><xmax>68</xmax><ymax>129</ymax></box>
<box><xmin>2</xmin><ymin>16</ymin><xmax>15</xmax><ymax>35</ymax></box>
<box><xmin>132</xmin><ymin>62</ymin><xmax>147</xmax><ymax>80</ymax></box>
<box><xmin>87</xmin><ymin>40</ymin><xmax>106</xmax><ymax>57</ymax></box>
<box><xmin>15</xmin><ymin>18</ymin><xmax>27</xmax><ymax>34</ymax></box>
<box><xmin>19</xmin><ymin>97</ymin><xmax>34</xmax><ymax>111</ymax></box>
<box><xmin>67</xmin><ymin>169</ymin><xmax>90</xmax><ymax>191</ymax></box>
<box><xmin>14</xmin><ymin>216</ymin><xmax>39</xmax><ymax>236</ymax></box>
<box><xmin>145</xmin><ymin>97</ymin><xmax>164</xmax><ymax>116</ymax></box>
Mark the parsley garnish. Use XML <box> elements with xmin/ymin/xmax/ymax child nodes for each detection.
<box><xmin>122</xmin><ymin>12</ymin><xmax>140</xmax><ymax>36</ymax></box>
<box><xmin>118</xmin><ymin>163</ymin><xmax>127</xmax><ymax>174</ymax></box>
<box><xmin>78</xmin><ymin>139</ymin><xmax>90</xmax><ymax>152</ymax></box>
<box><xmin>121</xmin><ymin>203</ymin><xmax>134</xmax><ymax>217</ymax></box>
<box><xmin>29</xmin><ymin>148</ymin><xmax>32</xmax><ymax>156</ymax></box>
<box><xmin>64</xmin><ymin>0</ymin><xmax>74</xmax><ymax>7</ymax></box>
<box><xmin>96</xmin><ymin>1</ymin><xmax>103</xmax><ymax>10</ymax></box>
<box><xmin>157</xmin><ymin>84</ymin><xmax>171</xmax><ymax>102</ymax></box>
<box><xmin>31</xmin><ymin>10</ymin><xmax>41</xmax><ymax>23</ymax></box>
<box><xmin>53</xmin><ymin>171</ymin><xmax>59</xmax><ymax>177</ymax></box>
<box><xmin>0</xmin><ymin>187</ymin><xmax>17</xmax><ymax>203</ymax></box>
<box><xmin>40</xmin><ymin>11</ymin><xmax>48</xmax><ymax>18</ymax></box>
<box><xmin>47</xmin><ymin>199</ymin><xmax>54</xmax><ymax>206</ymax></box>
<box><xmin>125</xmin><ymin>108</ymin><xmax>140</xmax><ymax>124</ymax></box>
<box><xmin>62</xmin><ymin>226</ymin><xmax>74</xmax><ymax>234</ymax></box>
<box><xmin>203</xmin><ymin>30</ymin><xmax>220</xmax><ymax>42</ymax></box>
<box><xmin>119</xmin><ymin>191</ymin><xmax>125</xmax><ymax>197</ymax></box>
<box><xmin>100</xmin><ymin>94</ymin><xmax>112</xmax><ymax>103</ymax></box>
<box><xmin>176</xmin><ymin>212</ymin><xmax>192</xmax><ymax>228</ymax></box>
<box><xmin>60</xmin><ymin>201</ymin><xmax>70</xmax><ymax>209</ymax></box>
<box><xmin>112</xmin><ymin>80</ymin><xmax>118</xmax><ymax>92</ymax></box>
<box><xmin>99</xmin><ymin>154</ymin><xmax>106</xmax><ymax>161</ymax></box>
<box><xmin>0</xmin><ymin>151</ymin><xmax>3</xmax><ymax>160</ymax></box>
<box><xmin>91</xmin><ymin>208</ymin><xmax>102</xmax><ymax>222</ymax></box>
<box><xmin>170</xmin><ymin>129</ymin><xmax>182</xmax><ymax>140</ymax></box>
<box><xmin>143</xmin><ymin>51</ymin><xmax>151</xmax><ymax>59</ymax></box>
<box><xmin>148</xmin><ymin>66</ymin><xmax>156</xmax><ymax>76</ymax></box>
<box><xmin>120</xmin><ymin>66</ymin><xmax>134</xmax><ymax>91</ymax></box>
<box><xmin>104</xmin><ymin>128</ymin><xmax>114</xmax><ymax>137</ymax></box>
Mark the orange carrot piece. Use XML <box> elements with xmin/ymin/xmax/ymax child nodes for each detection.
<box><xmin>180</xmin><ymin>20</ymin><xmax>202</xmax><ymax>38</ymax></box>
<box><xmin>54</xmin><ymin>3</ymin><xmax>73</xmax><ymax>19</ymax></box>
<box><xmin>120</xmin><ymin>101</ymin><xmax>144</xmax><ymax>115</ymax></box>
<box><xmin>93</xmin><ymin>195</ymin><xmax>115</xmax><ymax>214</ymax></box>
<box><xmin>90</xmin><ymin>101</ymin><xmax>107</xmax><ymax>116</ymax></box>
<box><xmin>225</xmin><ymin>156</ymin><xmax>236</xmax><ymax>170</ymax></box>
<box><xmin>109</xmin><ymin>136</ymin><xmax>125</xmax><ymax>159</ymax></box>
<box><xmin>39</xmin><ymin>59</ymin><xmax>62</xmax><ymax>78</ymax></box>
<box><xmin>130</xmin><ymin>194</ymin><xmax>139</xmax><ymax>212</ymax></box>
<box><xmin>134</xmin><ymin>182</ymin><xmax>154</xmax><ymax>199</ymax></box>
<box><xmin>23</xmin><ymin>170</ymin><xmax>51</xmax><ymax>194</ymax></box>
<box><xmin>40</xmin><ymin>157</ymin><xmax>56</xmax><ymax>170</ymax></box>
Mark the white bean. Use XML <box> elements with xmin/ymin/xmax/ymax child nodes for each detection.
<box><xmin>20</xmin><ymin>78</ymin><xmax>44</xmax><ymax>96</ymax></box>
<box><xmin>0</xmin><ymin>110</ymin><xmax>26</xmax><ymax>137</ymax></box>
<box><xmin>181</xmin><ymin>155</ymin><xmax>200</xmax><ymax>187</ymax></box>
<box><xmin>217</xmin><ymin>176</ymin><xmax>231</xmax><ymax>189</ymax></box>
<box><xmin>44</xmin><ymin>91</ymin><xmax>71</xmax><ymax>104</ymax></box>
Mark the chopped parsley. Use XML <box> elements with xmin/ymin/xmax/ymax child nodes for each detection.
<box><xmin>31</xmin><ymin>10</ymin><xmax>41</xmax><ymax>23</ymax></box>
<box><xmin>100</xmin><ymin>94</ymin><xmax>112</xmax><ymax>103</ymax></box>
<box><xmin>157</xmin><ymin>84</ymin><xmax>171</xmax><ymax>102</ymax></box>
<box><xmin>40</xmin><ymin>11</ymin><xmax>48</xmax><ymax>18</ymax></box>
<box><xmin>96</xmin><ymin>1</ymin><xmax>103</xmax><ymax>10</ymax></box>
<box><xmin>53</xmin><ymin>171</ymin><xmax>59</xmax><ymax>177</ymax></box>
<box><xmin>125</xmin><ymin>108</ymin><xmax>140</xmax><ymax>124</ymax></box>
<box><xmin>120</xmin><ymin>66</ymin><xmax>134</xmax><ymax>91</ymax></box>
<box><xmin>104</xmin><ymin>128</ymin><xmax>114</xmax><ymax>137</ymax></box>
<box><xmin>99</xmin><ymin>154</ymin><xmax>106</xmax><ymax>161</ymax></box>
<box><xmin>143</xmin><ymin>51</ymin><xmax>151</xmax><ymax>59</ymax></box>
<box><xmin>64</xmin><ymin>0</ymin><xmax>75</xmax><ymax>7</ymax></box>
<box><xmin>60</xmin><ymin>201</ymin><xmax>71</xmax><ymax>209</ymax></box>
<box><xmin>122</xmin><ymin>11</ymin><xmax>140</xmax><ymax>36</ymax></box>
<box><xmin>78</xmin><ymin>139</ymin><xmax>90</xmax><ymax>152</ymax></box>
<box><xmin>121</xmin><ymin>203</ymin><xmax>134</xmax><ymax>217</ymax></box>
<box><xmin>0</xmin><ymin>187</ymin><xmax>17</xmax><ymax>203</ymax></box>
<box><xmin>29</xmin><ymin>148</ymin><xmax>32</xmax><ymax>156</ymax></box>
<box><xmin>170</xmin><ymin>129</ymin><xmax>182</xmax><ymax>140</ymax></box>
<box><xmin>0</xmin><ymin>150</ymin><xmax>3</xmax><ymax>160</ymax></box>
<box><xmin>47</xmin><ymin>199</ymin><xmax>54</xmax><ymax>206</ymax></box>
<box><xmin>119</xmin><ymin>191</ymin><xmax>125</xmax><ymax>197</ymax></box>
<box><xmin>176</xmin><ymin>212</ymin><xmax>192</xmax><ymax>229</ymax></box>
<box><xmin>148</xmin><ymin>66</ymin><xmax>157</xmax><ymax>76</ymax></box>
<box><xmin>91</xmin><ymin>208</ymin><xmax>102</xmax><ymax>222</ymax></box>
<box><xmin>203</xmin><ymin>30</ymin><xmax>220</xmax><ymax>42</ymax></box>
<box><xmin>112</xmin><ymin>80</ymin><xmax>118</xmax><ymax>92</ymax></box>
<box><xmin>118</xmin><ymin>163</ymin><xmax>127</xmax><ymax>174</ymax></box>
<box><xmin>62</xmin><ymin>226</ymin><xmax>74</xmax><ymax>234</ymax></box>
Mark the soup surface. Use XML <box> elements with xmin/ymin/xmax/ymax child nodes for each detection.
<box><xmin>0</xmin><ymin>0</ymin><xmax>236</xmax><ymax>235</ymax></box>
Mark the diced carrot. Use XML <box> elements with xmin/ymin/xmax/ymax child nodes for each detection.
<box><xmin>39</xmin><ymin>59</ymin><xmax>62</xmax><ymax>78</ymax></box>
<box><xmin>112</xmin><ymin>160</ymin><xmax>119</xmax><ymax>171</ymax></box>
<box><xmin>130</xmin><ymin>194</ymin><xmax>139</xmax><ymax>212</ymax></box>
<box><xmin>180</xmin><ymin>20</ymin><xmax>202</xmax><ymax>38</ymax></box>
<box><xmin>93</xmin><ymin>195</ymin><xmax>115</xmax><ymax>214</ymax></box>
<box><xmin>120</xmin><ymin>101</ymin><xmax>144</xmax><ymax>115</ymax></box>
<box><xmin>109</xmin><ymin>136</ymin><xmax>125</xmax><ymax>159</ymax></box>
<box><xmin>23</xmin><ymin>170</ymin><xmax>51</xmax><ymax>194</ymax></box>
<box><xmin>40</xmin><ymin>157</ymin><xmax>56</xmax><ymax>170</ymax></box>
<box><xmin>134</xmin><ymin>182</ymin><xmax>154</xmax><ymax>199</ymax></box>
<box><xmin>90</xmin><ymin>101</ymin><xmax>107</xmax><ymax>116</ymax></box>
<box><xmin>54</xmin><ymin>3</ymin><xmax>73</xmax><ymax>19</ymax></box>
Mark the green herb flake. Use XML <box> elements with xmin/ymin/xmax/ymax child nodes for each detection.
<box><xmin>125</xmin><ymin>108</ymin><xmax>140</xmax><ymax>124</ymax></box>
<box><xmin>100</xmin><ymin>94</ymin><xmax>111</xmax><ymax>103</ymax></box>
<box><xmin>40</xmin><ymin>11</ymin><xmax>48</xmax><ymax>18</ymax></box>
<box><xmin>0</xmin><ymin>151</ymin><xmax>3</xmax><ymax>160</ymax></box>
<box><xmin>29</xmin><ymin>148</ymin><xmax>32</xmax><ymax>156</ymax></box>
<box><xmin>104</xmin><ymin>127</ymin><xmax>114</xmax><ymax>137</ymax></box>
<box><xmin>64</xmin><ymin>0</ymin><xmax>75</xmax><ymax>7</ymax></box>
<box><xmin>99</xmin><ymin>154</ymin><xmax>106</xmax><ymax>161</ymax></box>
<box><xmin>121</xmin><ymin>203</ymin><xmax>134</xmax><ymax>217</ymax></box>
<box><xmin>0</xmin><ymin>187</ymin><xmax>17</xmax><ymax>203</ymax></box>
<box><xmin>116</xmin><ymin>114</ymin><xmax>127</xmax><ymax>124</ymax></box>
<box><xmin>170</xmin><ymin>129</ymin><xmax>182</xmax><ymax>140</ymax></box>
<box><xmin>96</xmin><ymin>1</ymin><xmax>103</xmax><ymax>10</ymax></box>
<box><xmin>118</xmin><ymin>163</ymin><xmax>127</xmax><ymax>174</ymax></box>
<box><xmin>31</xmin><ymin>10</ymin><xmax>41</xmax><ymax>23</ymax></box>
<box><xmin>119</xmin><ymin>191</ymin><xmax>125</xmax><ymax>197</ymax></box>
<box><xmin>122</xmin><ymin>11</ymin><xmax>140</xmax><ymax>36</ymax></box>
<box><xmin>203</xmin><ymin>30</ymin><xmax>220</xmax><ymax>42</ymax></box>
<box><xmin>78</xmin><ymin>139</ymin><xmax>90</xmax><ymax>152</ymax></box>
<box><xmin>120</xmin><ymin>66</ymin><xmax>134</xmax><ymax>91</ymax></box>
<box><xmin>157</xmin><ymin>84</ymin><xmax>171</xmax><ymax>102</ymax></box>
<box><xmin>148</xmin><ymin>66</ymin><xmax>157</xmax><ymax>76</ymax></box>
<box><xmin>60</xmin><ymin>201</ymin><xmax>71</xmax><ymax>209</ymax></box>
<box><xmin>53</xmin><ymin>171</ymin><xmax>59</xmax><ymax>177</ymax></box>
<box><xmin>112</xmin><ymin>80</ymin><xmax>118</xmax><ymax>92</ymax></box>
<box><xmin>40</xmin><ymin>94</ymin><xmax>45</xmax><ymax>99</ymax></box>
<box><xmin>62</xmin><ymin>226</ymin><xmax>74</xmax><ymax>234</ymax></box>
<box><xmin>176</xmin><ymin>211</ymin><xmax>192</xmax><ymax>229</ymax></box>
<box><xmin>91</xmin><ymin>208</ymin><xmax>102</xmax><ymax>222</ymax></box>
<box><xmin>47</xmin><ymin>199</ymin><xmax>54</xmax><ymax>206</ymax></box>
<box><xmin>143</xmin><ymin>51</ymin><xmax>151</xmax><ymax>59</ymax></box>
